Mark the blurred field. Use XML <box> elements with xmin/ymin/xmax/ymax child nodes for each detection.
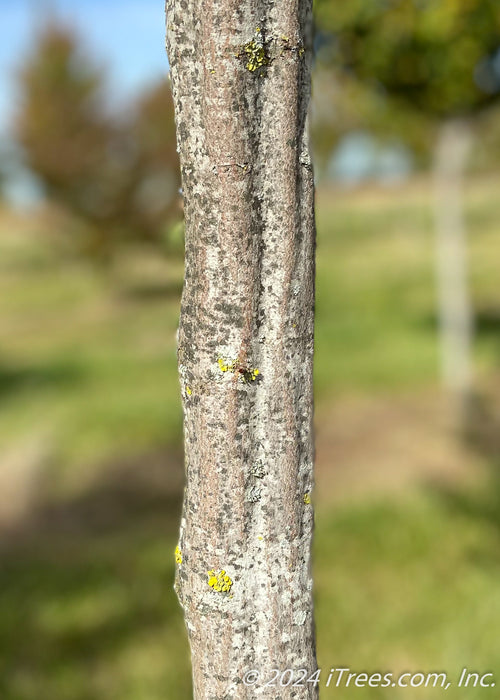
<box><xmin>2</xmin><ymin>178</ymin><xmax>500</xmax><ymax>698</ymax></box>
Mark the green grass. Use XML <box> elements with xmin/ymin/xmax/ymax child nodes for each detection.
<box><xmin>315</xmin><ymin>493</ymin><xmax>500</xmax><ymax>699</ymax></box>
<box><xmin>3</xmin><ymin>179</ymin><xmax>500</xmax><ymax>474</ymax></box>
<box><xmin>315</xmin><ymin>180</ymin><xmax>500</xmax><ymax>396</ymax></box>
<box><xmin>315</xmin><ymin>195</ymin><xmax>439</xmax><ymax>395</ymax></box>
<box><xmin>0</xmin><ymin>514</ymin><xmax>192</xmax><ymax>700</ymax></box>
<box><xmin>0</xmin><ymin>230</ymin><xmax>184</xmax><ymax>489</ymax></box>
<box><xmin>2</xmin><ymin>491</ymin><xmax>500</xmax><ymax>699</ymax></box>
<box><xmin>2</xmin><ymin>176</ymin><xmax>500</xmax><ymax>697</ymax></box>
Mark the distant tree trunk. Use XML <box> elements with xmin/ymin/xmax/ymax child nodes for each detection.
<box><xmin>433</xmin><ymin>118</ymin><xmax>474</xmax><ymax>425</ymax></box>
<box><xmin>166</xmin><ymin>1</ymin><xmax>317</xmax><ymax>698</ymax></box>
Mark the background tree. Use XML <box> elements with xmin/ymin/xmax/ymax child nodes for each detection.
<box><xmin>314</xmin><ymin>0</ymin><xmax>500</xmax><ymax>422</ymax></box>
<box><xmin>311</xmin><ymin>62</ymin><xmax>434</xmax><ymax>179</ymax></box>
<box><xmin>166</xmin><ymin>0</ymin><xmax>318</xmax><ymax>696</ymax></box>
<box><xmin>15</xmin><ymin>20</ymin><xmax>180</xmax><ymax>259</ymax></box>
<box><xmin>127</xmin><ymin>82</ymin><xmax>182</xmax><ymax>249</ymax></box>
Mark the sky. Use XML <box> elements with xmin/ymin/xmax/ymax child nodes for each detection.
<box><xmin>0</xmin><ymin>0</ymin><xmax>170</xmax><ymax>134</ymax></box>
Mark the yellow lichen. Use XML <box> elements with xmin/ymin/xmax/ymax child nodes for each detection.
<box><xmin>243</xmin><ymin>40</ymin><xmax>268</xmax><ymax>72</ymax></box>
<box><xmin>237</xmin><ymin>29</ymin><xmax>269</xmax><ymax>74</ymax></box>
<box><xmin>303</xmin><ymin>492</ymin><xmax>311</xmax><ymax>505</ymax></box>
<box><xmin>175</xmin><ymin>545</ymin><xmax>183</xmax><ymax>565</ymax></box>
<box><xmin>243</xmin><ymin>367</ymin><xmax>259</xmax><ymax>383</ymax></box>
<box><xmin>186</xmin><ymin>386</ymin><xmax>192</xmax><ymax>396</ymax></box>
<box><xmin>217</xmin><ymin>357</ymin><xmax>260</xmax><ymax>383</ymax></box>
<box><xmin>207</xmin><ymin>569</ymin><xmax>233</xmax><ymax>593</ymax></box>
<box><xmin>218</xmin><ymin>357</ymin><xmax>235</xmax><ymax>373</ymax></box>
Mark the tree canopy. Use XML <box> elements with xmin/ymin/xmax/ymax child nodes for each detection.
<box><xmin>314</xmin><ymin>0</ymin><xmax>500</xmax><ymax>118</ymax></box>
<box><xmin>16</xmin><ymin>21</ymin><xmax>180</xmax><ymax>254</ymax></box>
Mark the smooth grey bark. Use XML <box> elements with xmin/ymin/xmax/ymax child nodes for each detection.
<box><xmin>433</xmin><ymin>118</ymin><xmax>474</xmax><ymax>424</ymax></box>
<box><xmin>166</xmin><ymin>1</ymin><xmax>317</xmax><ymax>698</ymax></box>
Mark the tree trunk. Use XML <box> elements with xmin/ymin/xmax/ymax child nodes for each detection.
<box><xmin>433</xmin><ymin>118</ymin><xmax>474</xmax><ymax>425</ymax></box>
<box><xmin>166</xmin><ymin>1</ymin><xmax>317</xmax><ymax>698</ymax></box>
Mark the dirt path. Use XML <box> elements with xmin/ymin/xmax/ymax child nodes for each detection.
<box><xmin>315</xmin><ymin>390</ymin><xmax>487</xmax><ymax>505</ymax></box>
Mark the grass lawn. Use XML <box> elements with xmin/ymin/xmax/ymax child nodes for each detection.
<box><xmin>1</xmin><ymin>176</ymin><xmax>500</xmax><ymax>697</ymax></box>
<box><xmin>3</xmin><ymin>492</ymin><xmax>500</xmax><ymax>699</ymax></box>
